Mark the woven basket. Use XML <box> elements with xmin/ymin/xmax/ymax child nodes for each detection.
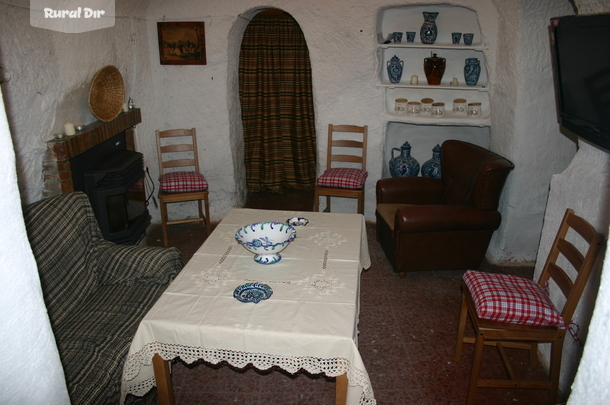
<box><xmin>88</xmin><ymin>65</ymin><xmax>125</xmax><ymax>122</ymax></box>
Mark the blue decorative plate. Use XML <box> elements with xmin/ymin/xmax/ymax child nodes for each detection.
<box><xmin>287</xmin><ymin>217</ymin><xmax>309</xmax><ymax>227</ymax></box>
<box><xmin>233</xmin><ymin>283</ymin><xmax>273</xmax><ymax>303</ymax></box>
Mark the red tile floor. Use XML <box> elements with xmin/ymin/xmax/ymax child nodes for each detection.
<box><xmin>143</xmin><ymin>189</ymin><xmax>554</xmax><ymax>404</ymax></box>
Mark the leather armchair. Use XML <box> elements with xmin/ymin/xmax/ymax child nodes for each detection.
<box><xmin>376</xmin><ymin>140</ymin><xmax>514</xmax><ymax>275</ymax></box>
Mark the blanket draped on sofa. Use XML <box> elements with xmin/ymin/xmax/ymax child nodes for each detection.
<box><xmin>23</xmin><ymin>192</ymin><xmax>183</xmax><ymax>405</ymax></box>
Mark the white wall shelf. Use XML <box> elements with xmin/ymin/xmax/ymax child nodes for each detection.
<box><xmin>377</xmin><ymin>4</ymin><xmax>490</xmax><ymax>128</ymax></box>
<box><xmin>378</xmin><ymin>43</ymin><xmax>488</xmax><ymax>52</ymax></box>
<box><xmin>377</xmin><ymin>83</ymin><xmax>488</xmax><ymax>91</ymax></box>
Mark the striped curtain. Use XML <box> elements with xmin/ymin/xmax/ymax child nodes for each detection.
<box><xmin>239</xmin><ymin>9</ymin><xmax>317</xmax><ymax>193</ymax></box>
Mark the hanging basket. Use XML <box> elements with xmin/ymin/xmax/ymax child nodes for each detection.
<box><xmin>88</xmin><ymin>65</ymin><xmax>125</xmax><ymax>122</ymax></box>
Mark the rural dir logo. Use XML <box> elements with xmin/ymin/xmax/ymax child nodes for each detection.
<box><xmin>30</xmin><ymin>0</ymin><xmax>115</xmax><ymax>33</ymax></box>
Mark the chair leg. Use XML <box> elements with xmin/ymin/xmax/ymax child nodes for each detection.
<box><xmin>529</xmin><ymin>342</ymin><xmax>538</xmax><ymax>367</ymax></box>
<box><xmin>313</xmin><ymin>190</ymin><xmax>320</xmax><ymax>212</ymax></box>
<box><xmin>455</xmin><ymin>293</ymin><xmax>468</xmax><ymax>362</ymax></box>
<box><xmin>325</xmin><ymin>195</ymin><xmax>331</xmax><ymax>212</ymax></box>
<box><xmin>357</xmin><ymin>195</ymin><xmax>364</xmax><ymax>215</ymax></box>
<box><xmin>466</xmin><ymin>332</ymin><xmax>486</xmax><ymax>405</ymax></box>
<box><xmin>160</xmin><ymin>201</ymin><xmax>169</xmax><ymax>247</ymax></box>
<box><xmin>548</xmin><ymin>336</ymin><xmax>565</xmax><ymax>405</ymax></box>
<box><xmin>197</xmin><ymin>199</ymin><xmax>206</xmax><ymax>236</ymax></box>
<box><xmin>203</xmin><ymin>197</ymin><xmax>211</xmax><ymax>237</ymax></box>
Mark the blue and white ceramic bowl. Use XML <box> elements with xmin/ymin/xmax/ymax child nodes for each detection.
<box><xmin>287</xmin><ymin>217</ymin><xmax>309</xmax><ymax>227</ymax></box>
<box><xmin>235</xmin><ymin>222</ymin><xmax>296</xmax><ymax>264</ymax></box>
<box><xmin>233</xmin><ymin>283</ymin><xmax>273</xmax><ymax>303</ymax></box>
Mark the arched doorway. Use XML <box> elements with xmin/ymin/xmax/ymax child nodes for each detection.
<box><xmin>238</xmin><ymin>9</ymin><xmax>317</xmax><ymax>194</ymax></box>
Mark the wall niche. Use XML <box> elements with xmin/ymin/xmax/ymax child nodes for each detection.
<box><xmin>377</xmin><ymin>4</ymin><xmax>492</xmax><ymax>178</ymax></box>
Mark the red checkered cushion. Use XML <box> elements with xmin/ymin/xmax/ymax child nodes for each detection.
<box><xmin>159</xmin><ymin>171</ymin><xmax>208</xmax><ymax>192</ymax></box>
<box><xmin>463</xmin><ymin>270</ymin><xmax>564</xmax><ymax>328</ymax></box>
<box><xmin>316</xmin><ymin>168</ymin><xmax>368</xmax><ymax>189</ymax></box>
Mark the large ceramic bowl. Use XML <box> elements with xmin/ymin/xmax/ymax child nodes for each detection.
<box><xmin>235</xmin><ymin>222</ymin><xmax>297</xmax><ymax>265</ymax></box>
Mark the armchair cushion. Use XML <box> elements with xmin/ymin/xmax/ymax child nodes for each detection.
<box><xmin>159</xmin><ymin>171</ymin><xmax>208</xmax><ymax>192</ymax></box>
<box><xmin>376</xmin><ymin>203</ymin><xmax>410</xmax><ymax>231</ymax></box>
<box><xmin>317</xmin><ymin>167</ymin><xmax>368</xmax><ymax>189</ymax></box>
<box><xmin>463</xmin><ymin>270</ymin><xmax>564</xmax><ymax>327</ymax></box>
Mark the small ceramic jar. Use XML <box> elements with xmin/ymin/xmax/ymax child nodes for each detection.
<box><xmin>467</xmin><ymin>102</ymin><xmax>482</xmax><ymax>117</ymax></box>
<box><xmin>420</xmin><ymin>98</ymin><xmax>434</xmax><ymax>116</ymax></box>
<box><xmin>453</xmin><ymin>98</ymin><xmax>467</xmax><ymax>114</ymax></box>
<box><xmin>394</xmin><ymin>98</ymin><xmax>408</xmax><ymax>114</ymax></box>
<box><xmin>407</xmin><ymin>101</ymin><xmax>421</xmax><ymax>116</ymax></box>
<box><xmin>431</xmin><ymin>102</ymin><xmax>445</xmax><ymax>117</ymax></box>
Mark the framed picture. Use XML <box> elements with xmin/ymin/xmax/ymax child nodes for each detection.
<box><xmin>157</xmin><ymin>22</ymin><xmax>206</xmax><ymax>65</ymax></box>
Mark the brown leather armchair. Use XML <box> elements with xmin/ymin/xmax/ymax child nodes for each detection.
<box><xmin>376</xmin><ymin>140</ymin><xmax>515</xmax><ymax>276</ymax></box>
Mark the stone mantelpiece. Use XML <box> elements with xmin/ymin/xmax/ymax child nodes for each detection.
<box><xmin>43</xmin><ymin>108</ymin><xmax>142</xmax><ymax>197</ymax></box>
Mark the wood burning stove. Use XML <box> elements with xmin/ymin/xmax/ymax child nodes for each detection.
<box><xmin>70</xmin><ymin>132</ymin><xmax>151</xmax><ymax>244</ymax></box>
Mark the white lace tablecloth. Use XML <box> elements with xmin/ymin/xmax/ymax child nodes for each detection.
<box><xmin>121</xmin><ymin>208</ymin><xmax>374</xmax><ymax>404</ymax></box>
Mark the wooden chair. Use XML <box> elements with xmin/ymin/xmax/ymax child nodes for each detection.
<box><xmin>314</xmin><ymin>124</ymin><xmax>368</xmax><ymax>214</ymax></box>
<box><xmin>454</xmin><ymin>208</ymin><xmax>604</xmax><ymax>405</ymax></box>
<box><xmin>156</xmin><ymin>128</ymin><xmax>211</xmax><ymax>247</ymax></box>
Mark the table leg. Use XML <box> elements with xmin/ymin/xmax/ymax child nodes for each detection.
<box><xmin>335</xmin><ymin>373</ymin><xmax>348</xmax><ymax>405</ymax></box>
<box><xmin>153</xmin><ymin>354</ymin><xmax>175</xmax><ymax>405</ymax></box>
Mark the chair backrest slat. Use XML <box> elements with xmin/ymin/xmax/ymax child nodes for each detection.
<box><xmin>330</xmin><ymin>155</ymin><xmax>364</xmax><ymax>164</ymax></box>
<box><xmin>326</xmin><ymin>124</ymin><xmax>368</xmax><ymax>171</ymax></box>
<box><xmin>161</xmin><ymin>144</ymin><xmax>195</xmax><ymax>153</ymax></box>
<box><xmin>546</xmin><ymin>262</ymin><xmax>574</xmax><ymax>298</ymax></box>
<box><xmin>556</xmin><ymin>238</ymin><xmax>585</xmax><ymax>272</ymax></box>
<box><xmin>156</xmin><ymin>128</ymin><xmax>200</xmax><ymax>175</ymax></box>
<box><xmin>331</xmin><ymin>139</ymin><xmax>364</xmax><ymax>149</ymax></box>
<box><xmin>161</xmin><ymin>159</ymin><xmax>197</xmax><ymax>169</ymax></box>
<box><xmin>538</xmin><ymin>209</ymin><xmax>604</xmax><ymax>323</ymax></box>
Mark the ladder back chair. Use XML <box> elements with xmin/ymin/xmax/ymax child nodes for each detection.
<box><xmin>156</xmin><ymin>128</ymin><xmax>211</xmax><ymax>247</ymax></box>
<box><xmin>314</xmin><ymin>124</ymin><xmax>368</xmax><ymax>214</ymax></box>
<box><xmin>454</xmin><ymin>208</ymin><xmax>604</xmax><ymax>405</ymax></box>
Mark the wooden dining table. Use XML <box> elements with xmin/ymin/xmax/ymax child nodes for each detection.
<box><xmin>121</xmin><ymin>208</ymin><xmax>375</xmax><ymax>405</ymax></box>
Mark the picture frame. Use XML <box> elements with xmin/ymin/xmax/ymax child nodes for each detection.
<box><xmin>157</xmin><ymin>22</ymin><xmax>206</xmax><ymax>65</ymax></box>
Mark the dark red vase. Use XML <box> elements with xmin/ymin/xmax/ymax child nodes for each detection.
<box><xmin>423</xmin><ymin>53</ymin><xmax>446</xmax><ymax>85</ymax></box>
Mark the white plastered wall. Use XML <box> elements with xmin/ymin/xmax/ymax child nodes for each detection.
<box><xmin>0</xmin><ymin>81</ymin><xmax>69</xmax><ymax>404</ymax></box>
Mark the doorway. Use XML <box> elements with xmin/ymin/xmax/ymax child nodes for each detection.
<box><xmin>238</xmin><ymin>9</ymin><xmax>317</xmax><ymax>194</ymax></box>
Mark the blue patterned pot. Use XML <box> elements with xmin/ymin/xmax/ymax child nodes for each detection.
<box><xmin>389</xmin><ymin>141</ymin><xmax>420</xmax><ymax>177</ymax></box>
<box><xmin>421</xmin><ymin>144</ymin><xmax>441</xmax><ymax>179</ymax></box>
<box><xmin>387</xmin><ymin>55</ymin><xmax>404</xmax><ymax>84</ymax></box>
<box><xmin>464</xmin><ymin>58</ymin><xmax>481</xmax><ymax>86</ymax></box>
<box><xmin>420</xmin><ymin>12</ymin><xmax>439</xmax><ymax>44</ymax></box>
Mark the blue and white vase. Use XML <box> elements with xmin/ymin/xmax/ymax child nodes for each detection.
<box><xmin>389</xmin><ymin>141</ymin><xmax>420</xmax><ymax>177</ymax></box>
<box><xmin>387</xmin><ymin>55</ymin><xmax>404</xmax><ymax>84</ymax></box>
<box><xmin>421</xmin><ymin>144</ymin><xmax>441</xmax><ymax>179</ymax></box>
<box><xmin>464</xmin><ymin>58</ymin><xmax>481</xmax><ymax>86</ymax></box>
<box><xmin>420</xmin><ymin>12</ymin><xmax>439</xmax><ymax>44</ymax></box>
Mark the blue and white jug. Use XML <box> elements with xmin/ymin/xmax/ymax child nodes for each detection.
<box><xmin>421</xmin><ymin>144</ymin><xmax>441</xmax><ymax>179</ymax></box>
<box><xmin>389</xmin><ymin>141</ymin><xmax>420</xmax><ymax>177</ymax></box>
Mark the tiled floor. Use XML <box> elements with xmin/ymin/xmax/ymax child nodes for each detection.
<box><xmin>144</xmin><ymin>189</ymin><xmax>552</xmax><ymax>404</ymax></box>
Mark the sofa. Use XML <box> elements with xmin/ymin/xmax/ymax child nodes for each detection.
<box><xmin>23</xmin><ymin>191</ymin><xmax>183</xmax><ymax>404</ymax></box>
<box><xmin>376</xmin><ymin>140</ymin><xmax>514</xmax><ymax>275</ymax></box>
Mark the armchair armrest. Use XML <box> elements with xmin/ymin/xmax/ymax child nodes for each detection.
<box><xmin>376</xmin><ymin>177</ymin><xmax>444</xmax><ymax>204</ymax></box>
<box><xmin>91</xmin><ymin>242</ymin><xmax>183</xmax><ymax>286</ymax></box>
<box><xmin>395</xmin><ymin>205</ymin><xmax>501</xmax><ymax>233</ymax></box>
